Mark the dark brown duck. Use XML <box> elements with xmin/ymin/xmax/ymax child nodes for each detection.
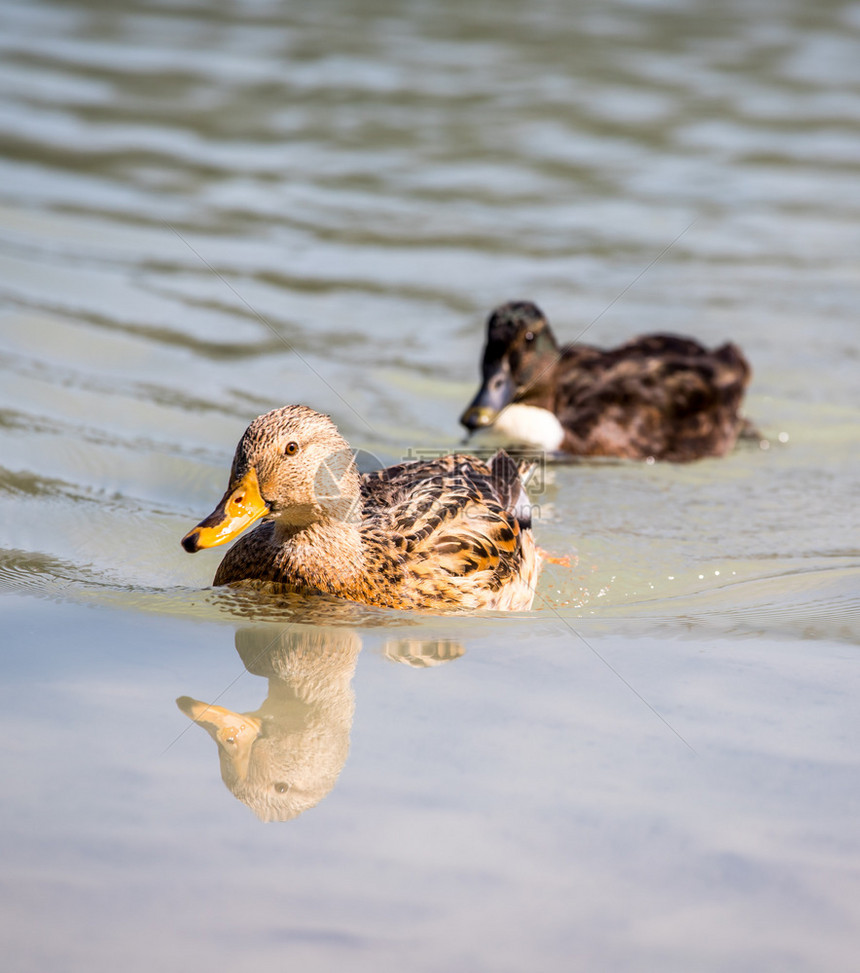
<box><xmin>461</xmin><ymin>301</ymin><xmax>754</xmax><ymax>462</ymax></box>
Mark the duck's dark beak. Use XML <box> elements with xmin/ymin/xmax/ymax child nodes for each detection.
<box><xmin>460</xmin><ymin>368</ymin><xmax>514</xmax><ymax>431</ymax></box>
<box><xmin>181</xmin><ymin>467</ymin><xmax>270</xmax><ymax>553</ymax></box>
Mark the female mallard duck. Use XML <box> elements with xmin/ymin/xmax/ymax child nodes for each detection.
<box><xmin>181</xmin><ymin>405</ymin><xmax>539</xmax><ymax>611</ymax></box>
<box><xmin>460</xmin><ymin>301</ymin><xmax>754</xmax><ymax>462</ymax></box>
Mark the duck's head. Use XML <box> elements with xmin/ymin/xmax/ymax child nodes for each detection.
<box><xmin>460</xmin><ymin>301</ymin><xmax>561</xmax><ymax>432</ymax></box>
<box><xmin>182</xmin><ymin>405</ymin><xmax>361</xmax><ymax>553</ymax></box>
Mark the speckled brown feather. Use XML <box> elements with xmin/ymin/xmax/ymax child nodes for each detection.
<box><xmin>555</xmin><ymin>333</ymin><xmax>752</xmax><ymax>460</ymax></box>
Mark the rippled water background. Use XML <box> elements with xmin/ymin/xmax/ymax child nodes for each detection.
<box><xmin>1</xmin><ymin>1</ymin><xmax>859</xmax><ymax>970</ymax></box>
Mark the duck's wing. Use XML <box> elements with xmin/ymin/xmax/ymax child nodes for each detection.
<box><xmin>555</xmin><ymin>335</ymin><xmax>752</xmax><ymax>460</ymax></box>
<box><xmin>361</xmin><ymin>453</ymin><xmax>493</xmax><ymax>510</ymax></box>
<box><xmin>364</xmin><ymin>451</ymin><xmax>529</xmax><ymax>529</ymax></box>
<box><xmin>363</xmin><ymin>454</ymin><xmax>537</xmax><ymax>610</ymax></box>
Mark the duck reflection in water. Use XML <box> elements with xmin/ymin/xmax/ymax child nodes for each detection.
<box><xmin>178</xmin><ymin>625</ymin><xmax>359</xmax><ymax>822</ymax></box>
<box><xmin>178</xmin><ymin>624</ymin><xmax>464</xmax><ymax>821</ymax></box>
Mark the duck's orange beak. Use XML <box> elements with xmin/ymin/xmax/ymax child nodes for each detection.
<box><xmin>176</xmin><ymin>697</ymin><xmax>263</xmax><ymax>784</ymax></box>
<box><xmin>181</xmin><ymin>467</ymin><xmax>269</xmax><ymax>552</ymax></box>
<box><xmin>176</xmin><ymin>697</ymin><xmax>263</xmax><ymax>743</ymax></box>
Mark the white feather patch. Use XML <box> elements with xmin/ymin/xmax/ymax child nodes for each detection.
<box><xmin>472</xmin><ymin>404</ymin><xmax>565</xmax><ymax>451</ymax></box>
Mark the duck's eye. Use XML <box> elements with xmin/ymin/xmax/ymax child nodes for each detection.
<box><xmin>274</xmin><ymin>782</ymin><xmax>291</xmax><ymax>794</ymax></box>
<box><xmin>284</xmin><ymin>441</ymin><xmax>299</xmax><ymax>456</ymax></box>
<box><xmin>524</xmin><ymin>331</ymin><xmax>535</xmax><ymax>342</ymax></box>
